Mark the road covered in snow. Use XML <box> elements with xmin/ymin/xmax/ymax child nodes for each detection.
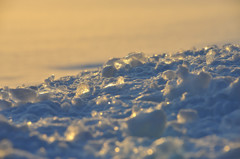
<box><xmin>0</xmin><ymin>44</ymin><xmax>240</xmax><ymax>159</ymax></box>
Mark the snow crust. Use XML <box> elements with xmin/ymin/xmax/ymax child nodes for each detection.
<box><xmin>0</xmin><ymin>44</ymin><xmax>240</xmax><ymax>158</ymax></box>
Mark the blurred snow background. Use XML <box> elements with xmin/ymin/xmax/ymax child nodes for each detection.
<box><xmin>0</xmin><ymin>0</ymin><xmax>239</xmax><ymax>87</ymax></box>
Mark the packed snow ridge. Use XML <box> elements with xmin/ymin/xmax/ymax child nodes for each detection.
<box><xmin>1</xmin><ymin>44</ymin><xmax>240</xmax><ymax>159</ymax></box>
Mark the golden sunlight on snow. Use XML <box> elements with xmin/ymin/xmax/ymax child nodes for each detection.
<box><xmin>0</xmin><ymin>0</ymin><xmax>239</xmax><ymax>87</ymax></box>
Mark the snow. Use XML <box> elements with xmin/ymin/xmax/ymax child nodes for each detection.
<box><xmin>177</xmin><ymin>109</ymin><xmax>198</xmax><ymax>124</ymax></box>
<box><xmin>9</xmin><ymin>88</ymin><xmax>37</xmax><ymax>104</ymax></box>
<box><xmin>127</xmin><ymin>109</ymin><xmax>166</xmax><ymax>138</ymax></box>
<box><xmin>0</xmin><ymin>44</ymin><xmax>240</xmax><ymax>158</ymax></box>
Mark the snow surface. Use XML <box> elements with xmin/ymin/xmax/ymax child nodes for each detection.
<box><xmin>1</xmin><ymin>44</ymin><xmax>240</xmax><ymax>159</ymax></box>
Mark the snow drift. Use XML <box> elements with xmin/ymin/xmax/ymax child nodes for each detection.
<box><xmin>0</xmin><ymin>44</ymin><xmax>240</xmax><ymax>159</ymax></box>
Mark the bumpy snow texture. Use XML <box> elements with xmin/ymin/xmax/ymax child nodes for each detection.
<box><xmin>1</xmin><ymin>44</ymin><xmax>240</xmax><ymax>159</ymax></box>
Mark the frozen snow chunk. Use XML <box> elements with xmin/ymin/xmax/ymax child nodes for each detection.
<box><xmin>176</xmin><ymin>65</ymin><xmax>189</xmax><ymax>79</ymax></box>
<box><xmin>115</xmin><ymin>52</ymin><xmax>148</xmax><ymax>69</ymax></box>
<box><xmin>126</xmin><ymin>52</ymin><xmax>147</xmax><ymax>60</ymax></box>
<box><xmin>127</xmin><ymin>109</ymin><xmax>166</xmax><ymax>138</ymax></box>
<box><xmin>125</xmin><ymin>52</ymin><xmax>148</xmax><ymax>64</ymax></box>
<box><xmin>115</xmin><ymin>60</ymin><xmax>128</xmax><ymax>70</ymax></box>
<box><xmin>75</xmin><ymin>83</ymin><xmax>90</xmax><ymax>97</ymax></box>
<box><xmin>163</xmin><ymin>70</ymin><xmax>211</xmax><ymax>98</ymax></box>
<box><xmin>102</xmin><ymin>65</ymin><xmax>117</xmax><ymax>77</ymax></box>
<box><xmin>103</xmin><ymin>76</ymin><xmax>125</xmax><ymax>89</ymax></box>
<box><xmin>104</xmin><ymin>58</ymin><xmax>121</xmax><ymax>66</ymax></box>
<box><xmin>162</xmin><ymin>70</ymin><xmax>176</xmax><ymax>80</ymax></box>
<box><xmin>194</xmin><ymin>71</ymin><xmax>212</xmax><ymax>90</ymax></box>
<box><xmin>177</xmin><ymin>70</ymin><xmax>211</xmax><ymax>95</ymax></box>
<box><xmin>103</xmin><ymin>52</ymin><xmax>148</xmax><ymax>71</ymax></box>
<box><xmin>206</xmin><ymin>49</ymin><xmax>217</xmax><ymax>65</ymax></box>
<box><xmin>162</xmin><ymin>80</ymin><xmax>179</xmax><ymax>98</ymax></box>
<box><xmin>130</xmin><ymin>59</ymin><xmax>143</xmax><ymax>67</ymax></box>
<box><xmin>65</xmin><ymin>120</ymin><xmax>92</xmax><ymax>141</ymax></box>
<box><xmin>223</xmin><ymin>43</ymin><xmax>240</xmax><ymax>53</ymax></box>
<box><xmin>44</xmin><ymin>74</ymin><xmax>55</xmax><ymax>85</ymax></box>
<box><xmin>9</xmin><ymin>88</ymin><xmax>37</xmax><ymax>103</ymax></box>
<box><xmin>37</xmin><ymin>91</ymin><xmax>52</xmax><ymax>101</ymax></box>
<box><xmin>177</xmin><ymin>109</ymin><xmax>198</xmax><ymax>123</ymax></box>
